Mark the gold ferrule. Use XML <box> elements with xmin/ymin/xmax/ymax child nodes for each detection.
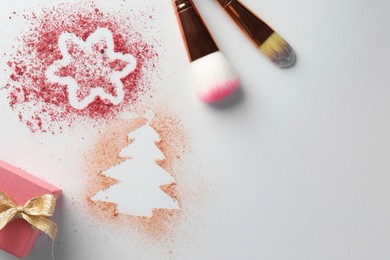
<box><xmin>175</xmin><ymin>0</ymin><xmax>193</xmax><ymax>14</ymax></box>
<box><xmin>173</xmin><ymin>0</ymin><xmax>219</xmax><ymax>61</ymax></box>
<box><xmin>218</xmin><ymin>0</ymin><xmax>234</xmax><ymax>8</ymax></box>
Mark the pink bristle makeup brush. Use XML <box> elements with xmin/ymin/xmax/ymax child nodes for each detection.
<box><xmin>173</xmin><ymin>0</ymin><xmax>241</xmax><ymax>103</ymax></box>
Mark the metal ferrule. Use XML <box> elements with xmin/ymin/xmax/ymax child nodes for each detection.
<box><xmin>173</xmin><ymin>0</ymin><xmax>219</xmax><ymax>62</ymax></box>
<box><xmin>218</xmin><ymin>0</ymin><xmax>234</xmax><ymax>8</ymax></box>
<box><xmin>175</xmin><ymin>0</ymin><xmax>193</xmax><ymax>13</ymax></box>
<box><xmin>215</xmin><ymin>0</ymin><xmax>274</xmax><ymax>45</ymax></box>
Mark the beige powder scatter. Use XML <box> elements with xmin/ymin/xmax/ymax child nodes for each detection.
<box><xmin>152</xmin><ymin>111</ymin><xmax>190</xmax><ymax>178</ymax></box>
<box><xmin>84</xmin><ymin>116</ymin><xmax>147</xmax><ymax>206</ymax></box>
<box><xmin>161</xmin><ymin>183</ymin><xmax>179</xmax><ymax>203</ymax></box>
<box><xmin>83</xmin><ymin>110</ymin><xmax>189</xmax><ymax>240</ymax></box>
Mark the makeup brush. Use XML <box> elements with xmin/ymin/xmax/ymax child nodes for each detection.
<box><xmin>173</xmin><ymin>0</ymin><xmax>240</xmax><ymax>103</ymax></box>
<box><xmin>215</xmin><ymin>0</ymin><xmax>296</xmax><ymax>68</ymax></box>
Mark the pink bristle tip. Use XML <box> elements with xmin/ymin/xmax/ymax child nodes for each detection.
<box><xmin>199</xmin><ymin>78</ymin><xmax>240</xmax><ymax>103</ymax></box>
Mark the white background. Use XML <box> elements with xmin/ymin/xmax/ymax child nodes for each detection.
<box><xmin>1</xmin><ymin>0</ymin><xmax>390</xmax><ymax>259</ymax></box>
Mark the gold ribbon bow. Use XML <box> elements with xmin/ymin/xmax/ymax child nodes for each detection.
<box><xmin>0</xmin><ymin>191</ymin><xmax>57</xmax><ymax>258</ymax></box>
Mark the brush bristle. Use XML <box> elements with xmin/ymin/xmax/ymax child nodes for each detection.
<box><xmin>260</xmin><ymin>32</ymin><xmax>296</xmax><ymax>68</ymax></box>
<box><xmin>191</xmin><ymin>51</ymin><xmax>240</xmax><ymax>103</ymax></box>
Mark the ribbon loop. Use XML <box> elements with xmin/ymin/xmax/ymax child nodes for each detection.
<box><xmin>23</xmin><ymin>194</ymin><xmax>56</xmax><ymax>217</ymax></box>
<box><xmin>0</xmin><ymin>192</ymin><xmax>16</xmax><ymax>212</ymax></box>
<box><xmin>0</xmin><ymin>207</ymin><xmax>18</xmax><ymax>230</ymax></box>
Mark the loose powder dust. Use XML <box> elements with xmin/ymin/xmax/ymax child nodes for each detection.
<box><xmin>2</xmin><ymin>2</ymin><xmax>159</xmax><ymax>133</ymax></box>
<box><xmin>84</xmin><ymin>111</ymin><xmax>189</xmax><ymax>240</ymax></box>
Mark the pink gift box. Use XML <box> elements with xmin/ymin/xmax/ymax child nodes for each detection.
<box><xmin>0</xmin><ymin>160</ymin><xmax>61</xmax><ymax>259</ymax></box>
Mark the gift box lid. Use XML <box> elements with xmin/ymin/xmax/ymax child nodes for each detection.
<box><xmin>0</xmin><ymin>159</ymin><xmax>61</xmax><ymax>204</ymax></box>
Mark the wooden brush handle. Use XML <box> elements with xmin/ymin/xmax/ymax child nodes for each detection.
<box><xmin>174</xmin><ymin>0</ymin><xmax>219</xmax><ymax>62</ymax></box>
<box><xmin>216</xmin><ymin>0</ymin><xmax>274</xmax><ymax>46</ymax></box>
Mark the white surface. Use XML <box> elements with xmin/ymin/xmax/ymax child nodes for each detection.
<box><xmin>0</xmin><ymin>0</ymin><xmax>390</xmax><ymax>259</ymax></box>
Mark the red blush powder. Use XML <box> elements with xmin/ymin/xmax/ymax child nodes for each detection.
<box><xmin>56</xmin><ymin>39</ymin><xmax>129</xmax><ymax>101</ymax></box>
<box><xmin>3</xmin><ymin>3</ymin><xmax>158</xmax><ymax>133</ymax></box>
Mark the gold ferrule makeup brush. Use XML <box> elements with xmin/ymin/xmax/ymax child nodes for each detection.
<box><xmin>216</xmin><ymin>0</ymin><xmax>296</xmax><ymax>68</ymax></box>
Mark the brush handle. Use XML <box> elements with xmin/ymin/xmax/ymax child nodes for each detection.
<box><xmin>216</xmin><ymin>0</ymin><xmax>274</xmax><ymax>46</ymax></box>
<box><xmin>174</xmin><ymin>0</ymin><xmax>219</xmax><ymax>62</ymax></box>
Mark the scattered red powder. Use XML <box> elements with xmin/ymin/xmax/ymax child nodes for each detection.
<box><xmin>2</xmin><ymin>2</ymin><xmax>159</xmax><ymax>133</ymax></box>
<box><xmin>55</xmin><ymin>37</ymin><xmax>130</xmax><ymax>101</ymax></box>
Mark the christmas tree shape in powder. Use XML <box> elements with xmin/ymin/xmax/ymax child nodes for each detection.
<box><xmin>92</xmin><ymin>121</ymin><xmax>179</xmax><ymax>217</ymax></box>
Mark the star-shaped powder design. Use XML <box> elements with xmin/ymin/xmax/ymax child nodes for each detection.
<box><xmin>46</xmin><ymin>28</ymin><xmax>137</xmax><ymax>110</ymax></box>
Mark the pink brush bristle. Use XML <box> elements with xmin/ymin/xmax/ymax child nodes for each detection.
<box><xmin>198</xmin><ymin>78</ymin><xmax>240</xmax><ymax>103</ymax></box>
<box><xmin>191</xmin><ymin>51</ymin><xmax>240</xmax><ymax>102</ymax></box>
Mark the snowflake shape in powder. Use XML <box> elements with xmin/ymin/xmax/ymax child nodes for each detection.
<box><xmin>46</xmin><ymin>28</ymin><xmax>137</xmax><ymax>110</ymax></box>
